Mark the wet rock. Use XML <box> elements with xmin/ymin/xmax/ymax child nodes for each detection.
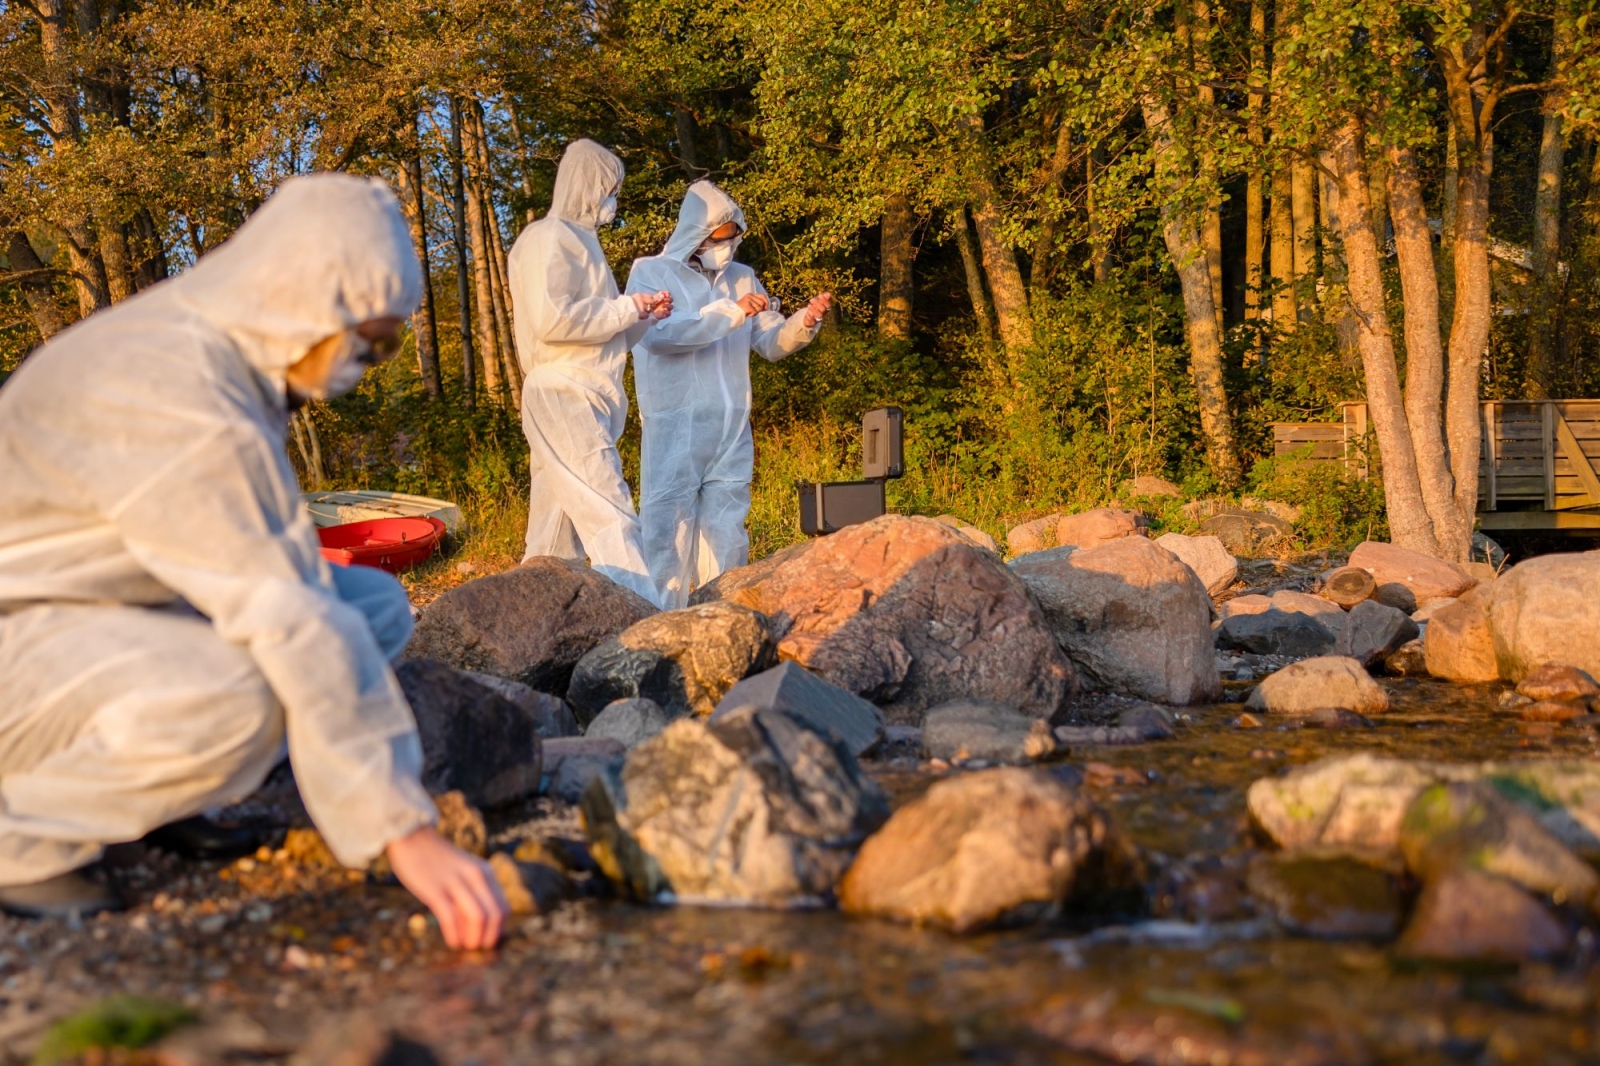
<box><xmin>932</xmin><ymin>514</ymin><xmax>999</xmax><ymax>553</ymax></box>
<box><xmin>1321</xmin><ymin>566</ymin><xmax>1376</xmax><ymax>609</ymax></box>
<box><xmin>1488</xmin><ymin>554</ymin><xmax>1600</xmax><ymax>680</ymax></box>
<box><xmin>1053</xmin><ymin>702</ymin><xmax>1176</xmax><ymax>746</ymax></box>
<box><xmin>705</xmin><ymin>515</ymin><xmax>1075</xmax><ymax>722</ymax></box>
<box><xmin>1217</xmin><ymin>610</ymin><xmax>1337</xmax><ymax>657</ymax></box>
<box><xmin>1246</xmin><ymin>657</ymin><xmax>1389</xmax><ymax>716</ymax></box>
<box><xmin>566</xmin><ymin>601</ymin><xmax>774</xmax><ymax>723</ymax></box>
<box><xmin>1333</xmin><ymin>600</ymin><xmax>1420</xmax><ymax>670</ymax></box>
<box><xmin>1399</xmin><ymin>782</ymin><xmax>1599</xmax><ymax>910</ymax></box>
<box><xmin>923</xmin><ymin>700</ymin><xmax>1040</xmax><ymax>763</ymax></box>
<box><xmin>1347</xmin><ymin>540</ymin><xmax>1477</xmax><ymax>614</ymax></box>
<box><xmin>489</xmin><ymin>852</ymin><xmax>575</xmax><ymax>916</ymax></box>
<box><xmin>1301</xmin><ymin>707</ymin><xmax>1374</xmax><ymax>729</ymax></box>
<box><xmin>712</xmin><ymin>661</ymin><xmax>885</xmax><ymax>758</ymax></box>
<box><xmin>838</xmin><ymin>768</ymin><xmax>1139</xmax><ymax>933</ymax></box>
<box><xmin>1006</xmin><ymin>514</ymin><xmax>1065</xmax><ymax>556</ymax></box>
<box><xmin>292</xmin><ymin>1012</ymin><xmax>441</xmax><ymax>1066</ymax></box>
<box><xmin>542</xmin><ymin>737</ymin><xmax>626</xmax><ymax>804</ymax></box>
<box><xmin>1396</xmin><ymin>869</ymin><xmax>1572</xmax><ymax>963</ymax></box>
<box><xmin>432</xmin><ymin>791</ymin><xmax>488</xmax><ymax>857</ymax></box>
<box><xmin>1153</xmin><ymin>532</ymin><xmax>1238</xmax><ymax>596</ymax></box>
<box><xmin>1384</xmin><ymin>639</ymin><xmax>1428</xmax><ymax>677</ymax></box>
<box><xmin>1120</xmin><ymin>475</ymin><xmax>1182</xmax><ymax>498</ymax></box>
<box><xmin>1423</xmin><ymin>585</ymin><xmax>1499</xmax><ymax>682</ymax></box>
<box><xmin>584</xmin><ymin>698</ymin><xmax>676</xmax><ymax>750</ymax></box>
<box><xmin>462</xmin><ymin>670</ymin><xmax>579</xmax><ymax>738</ymax></box>
<box><xmin>1054</xmin><ymin>507</ymin><xmax>1151</xmax><ymax>548</ymax></box>
<box><xmin>1517</xmin><ymin>662</ymin><xmax>1600</xmax><ymax>704</ymax></box>
<box><xmin>1246</xmin><ymin>853</ymin><xmax>1402</xmax><ymax>939</ymax></box>
<box><xmin>394</xmin><ymin>659</ymin><xmax>544</xmax><ymax>809</ymax></box>
<box><xmin>582</xmin><ymin>707</ymin><xmax>889</xmax><ymax>905</ymax></box>
<box><xmin>404</xmin><ymin>557</ymin><xmax>655</xmax><ymax>692</ymax></box>
<box><xmin>1246</xmin><ymin>754</ymin><xmax>1600</xmax><ymax>861</ymax></box>
<box><xmin>1199</xmin><ymin>508</ymin><xmax>1296</xmax><ymax>556</ymax></box>
<box><xmin>1012</xmin><ymin>536</ymin><xmax>1220</xmax><ymax>706</ymax></box>
<box><xmin>1520</xmin><ymin>699</ymin><xmax>1591</xmax><ymax>722</ymax></box>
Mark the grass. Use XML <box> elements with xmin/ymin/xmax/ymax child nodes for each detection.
<box><xmin>33</xmin><ymin>997</ymin><xmax>196</xmax><ymax>1064</ymax></box>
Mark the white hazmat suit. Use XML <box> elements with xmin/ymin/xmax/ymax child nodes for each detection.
<box><xmin>507</xmin><ymin>140</ymin><xmax>660</xmax><ymax>606</ymax></box>
<box><xmin>626</xmin><ymin>182</ymin><xmax>821</xmax><ymax>608</ymax></box>
<box><xmin>0</xmin><ymin>175</ymin><xmax>438</xmax><ymax>886</ymax></box>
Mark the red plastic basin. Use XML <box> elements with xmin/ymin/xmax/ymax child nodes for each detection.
<box><xmin>317</xmin><ymin>516</ymin><xmax>447</xmax><ymax>574</ymax></box>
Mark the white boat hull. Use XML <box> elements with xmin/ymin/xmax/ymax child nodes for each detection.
<box><xmin>301</xmin><ymin>490</ymin><xmax>462</xmax><ymax>533</ymax></box>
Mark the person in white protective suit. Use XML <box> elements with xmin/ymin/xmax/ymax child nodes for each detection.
<box><xmin>0</xmin><ymin>174</ymin><xmax>508</xmax><ymax>948</ymax></box>
<box><xmin>625</xmin><ymin>181</ymin><xmax>833</xmax><ymax>608</ymax></box>
<box><xmin>507</xmin><ymin>139</ymin><xmax>671</xmax><ymax>606</ymax></box>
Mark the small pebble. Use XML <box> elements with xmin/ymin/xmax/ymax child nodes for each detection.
<box><xmin>408</xmin><ymin>913</ymin><xmax>429</xmax><ymax>936</ymax></box>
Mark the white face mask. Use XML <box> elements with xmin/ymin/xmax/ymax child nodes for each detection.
<box><xmin>299</xmin><ymin>332</ymin><xmax>371</xmax><ymax>401</ymax></box>
<box><xmin>596</xmin><ymin>194</ymin><xmax>618</xmax><ymax>226</ymax></box>
<box><xmin>697</xmin><ymin>241</ymin><xmax>735</xmax><ymax>272</ymax></box>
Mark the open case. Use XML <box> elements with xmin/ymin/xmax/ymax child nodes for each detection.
<box><xmin>797</xmin><ymin>407</ymin><xmax>903</xmax><ymax>535</ymax></box>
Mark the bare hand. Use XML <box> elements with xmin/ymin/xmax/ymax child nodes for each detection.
<box><xmin>630</xmin><ymin>292</ymin><xmax>656</xmax><ymax>320</ymax></box>
<box><xmin>803</xmin><ymin>292</ymin><xmax>833</xmax><ymax>329</ymax></box>
<box><xmin>736</xmin><ymin>292</ymin><xmax>769</xmax><ymax>317</ymax></box>
<box><xmin>385</xmin><ymin>827</ymin><xmax>508</xmax><ymax>951</ymax></box>
<box><xmin>649</xmin><ymin>290</ymin><xmax>673</xmax><ymax>320</ymax></box>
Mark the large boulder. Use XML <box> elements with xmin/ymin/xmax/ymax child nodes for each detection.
<box><xmin>584</xmin><ymin>698</ymin><xmax>676</xmax><ymax>751</ymax></box>
<box><xmin>393</xmin><ymin>659</ymin><xmax>545</xmax><ymax>809</ymax></box>
<box><xmin>1487</xmin><ymin>553</ymin><xmax>1600</xmax><ymax>681</ymax></box>
<box><xmin>1423</xmin><ymin>584</ymin><xmax>1499</xmax><ymax>682</ymax></box>
<box><xmin>581</xmin><ymin>707</ymin><xmax>889</xmax><ymax>906</ymax></box>
<box><xmin>711</xmin><ymin>661</ymin><xmax>884</xmax><ymax>758</ymax></box>
<box><xmin>701</xmin><ymin>515</ymin><xmax>1076</xmax><ymax>723</ymax></box>
<box><xmin>1153</xmin><ymin>532</ymin><xmax>1238</xmax><ymax>596</ymax></box>
<box><xmin>921</xmin><ymin>700</ymin><xmax>1055</xmax><ymax>763</ymax></box>
<box><xmin>1245</xmin><ymin>853</ymin><xmax>1402</xmax><ymax>940</ymax></box>
<box><xmin>1333</xmin><ymin>600</ymin><xmax>1420</xmax><ymax>670</ymax></box>
<box><xmin>1247</xmin><ymin>754</ymin><xmax>1600</xmax><ymax>860</ymax></box>
<box><xmin>565</xmin><ymin>601</ymin><xmax>774</xmax><ymax>723</ymax></box>
<box><xmin>1198</xmin><ymin>509</ymin><xmax>1294</xmax><ymax>556</ymax></box>
<box><xmin>541</xmin><ymin>737</ymin><xmax>626</xmax><ymax>804</ymax></box>
<box><xmin>462</xmin><ymin>671</ymin><xmax>580</xmax><ymax>738</ymax></box>
<box><xmin>837</xmin><ymin>768</ymin><xmax>1139</xmax><ymax>932</ymax></box>
<box><xmin>933</xmin><ymin>514</ymin><xmax>999</xmax><ymax>553</ymax></box>
<box><xmin>1246</xmin><ymin>657</ymin><xmax>1389</xmax><ymax>716</ymax></box>
<box><xmin>1054</xmin><ymin>508</ymin><xmax>1151</xmax><ymax>549</ymax></box>
<box><xmin>1396</xmin><ymin>870</ymin><xmax>1571</xmax><ymax>963</ymax></box>
<box><xmin>1347</xmin><ymin>540</ymin><xmax>1476</xmax><ymax>613</ymax></box>
<box><xmin>1120</xmin><ymin>475</ymin><xmax>1182</xmax><ymax>499</ymax></box>
<box><xmin>1012</xmin><ymin>537</ymin><xmax>1220</xmax><ymax>706</ymax></box>
<box><xmin>691</xmin><ymin>541</ymin><xmax>814</xmax><ymax>606</ymax></box>
<box><xmin>404</xmin><ymin>557</ymin><xmax>655</xmax><ymax>692</ymax></box>
<box><xmin>1006</xmin><ymin>514</ymin><xmax>1065</xmax><ymax>556</ymax></box>
<box><xmin>1216</xmin><ymin>610</ymin><xmax>1337</xmax><ymax>657</ymax></box>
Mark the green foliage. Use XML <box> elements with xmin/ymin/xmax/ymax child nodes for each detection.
<box><xmin>1246</xmin><ymin>449</ymin><xmax>1390</xmax><ymax>548</ymax></box>
<box><xmin>33</xmin><ymin>996</ymin><xmax>196</xmax><ymax>1064</ymax></box>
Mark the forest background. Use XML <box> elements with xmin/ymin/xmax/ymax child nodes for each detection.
<box><xmin>4</xmin><ymin>0</ymin><xmax>1600</xmax><ymax>570</ymax></box>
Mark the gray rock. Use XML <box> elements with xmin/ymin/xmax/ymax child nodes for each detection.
<box><xmin>541</xmin><ymin>737</ymin><xmax>626</xmax><ymax>804</ymax></box>
<box><xmin>582</xmin><ymin>707</ymin><xmax>889</xmax><ymax>906</ymax></box>
<box><xmin>1246</xmin><ymin>853</ymin><xmax>1402</xmax><ymax>940</ymax></box>
<box><xmin>463</xmin><ymin>670</ymin><xmax>580</xmax><ymax>738</ymax></box>
<box><xmin>1246</xmin><ymin>657</ymin><xmax>1389</xmax><ymax>716</ymax></box>
<box><xmin>404</xmin><ymin>557</ymin><xmax>655</xmax><ymax>692</ymax></box>
<box><xmin>838</xmin><ymin>768</ymin><xmax>1141</xmax><ymax>933</ymax></box>
<box><xmin>565</xmin><ymin>601</ymin><xmax>774</xmax><ymax>724</ymax></box>
<box><xmin>393</xmin><ymin>659</ymin><xmax>544</xmax><ymax>809</ymax></box>
<box><xmin>1489</xmin><ymin>553</ymin><xmax>1600</xmax><ymax>681</ymax></box>
<box><xmin>1333</xmin><ymin>600</ymin><xmax>1420</xmax><ymax>670</ymax></box>
<box><xmin>1383</xmin><ymin>639</ymin><xmax>1428</xmax><ymax>677</ymax></box>
<box><xmin>712</xmin><ymin>661</ymin><xmax>885</xmax><ymax>758</ymax></box>
<box><xmin>1011</xmin><ymin>536</ymin><xmax>1221</xmax><ymax>706</ymax></box>
<box><xmin>923</xmin><ymin>700</ymin><xmax>1039</xmax><ymax>762</ymax></box>
<box><xmin>1217</xmin><ymin>610</ymin><xmax>1337</xmax><ymax>657</ymax></box>
<box><xmin>1153</xmin><ymin>532</ymin><xmax>1238</xmax><ymax>596</ymax></box>
<box><xmin>584</xmin><ymin>698</ymin><xmax>676</xmax><ymax>751</ymax></box>
<box><xmin>1198</xmin><ymin>509</ymin><xmax>1295</xmax><ymax>556</ymax></box>
<box><xmin>1397</xmin><ymin>869</ymin><xmax>1572</xmax><ymax>963</ymax></box>
<box><xmin>1053</xmin><ymin>702</ymin><xmax>1176</xmax><ymax>746</ymax></box>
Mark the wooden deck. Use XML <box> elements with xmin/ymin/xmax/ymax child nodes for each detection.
<box><xmin>1272</xmin><ymin>399</ymin><xmax>1600</xmax><ymax>533</ymax></box>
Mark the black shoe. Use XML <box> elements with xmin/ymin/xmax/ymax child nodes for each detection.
<box><xmin>143</xmin><ymin>816</ymin><xmax>267</xmax><ymax>861</ymax></box>
<box><xmin>0</xmin><ymin>868</ymin><xmax>124</xmax><ymax>919</ymax></box>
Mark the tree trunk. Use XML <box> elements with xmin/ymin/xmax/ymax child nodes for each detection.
<box><xmin>461</xmin><ymin>107</ymin><xmax>507</xmax><ymax>406</ymax></box>
<box><xmin>960</xmin><ymin>118</ymin><xmax>1033</xmax><ymax>361</ymax></box>
<box><xmin>1088</xmin><ymin>143</ymin><xmax>1112</xmax><ymax>283</ymax></box>
<box><xmin>1440</xmin><ymin>37</ymin><xmax>1497</xmax><ymax>530</ymax></box>
<box><xmin>1194</xmin><ymin>0</ymin><xmax>1224</xmax><ymax>331</ymax></box>
<box><xmin>5</xmin><ymin>230</ymin><xmax>69</xmax><ymax>341</ymax></box>
<box><xmin>1268</xmin><ymin>0</ymin><xmax>1297</xmax><ymax>332</ymax></box>
<box><xmin>1326</xmin><ymin>120</ymin><xmax>1440</xmax><ymax>556</ymax></box>
<box><xmin>878</xmin><ymin>193</ymin><xmax>914</xmax><ymax>340</ymax></box>
<box><xmin>468</xmin><ymin>102</ymin><xmax>524</xmax><ymax>398</ymax></box>
<box><xmin>506</xmin><ymin>106</ymin><xmax>540</xmax><ymax>226</ymax></box>
<box><xmin>674</xmin><ymin>108</ymin><xmax>700</xmax><ymax>178</ymax></box>
<box><xmin>953</xmin><ymin>208</ymin><xmax>995</xmax><ymax>346</ymax></box>
<box><xmin>1291</xmin><ymin>159</ymin><xmax>1317</xmax><ymax>313</ymax></box>
<box><xmin>1439</xmin><ymin>115</ymin><xmax>1459</xmax><ymax>332</ymax></box>
<box><xmin>448</xmin><ymin>98</ymin><xmax>477</xmax><ymax>410</ymax></box>
<box><xmin>1144</xmin><ymin>99</ymin><xmax>1242</xmax><ymax>489</ymax></box>
<box><xmin>131</xmin><ymin>208</ymin><xmax>168</xmax><ymax>289</ymax></box>
<box><xmin>1365</xmin><ymin>136</ymin><xmax>1389</xmax><ymax>245</ymax></box>
<box><xmin>1388</xmin><ymin>143</ymin><xmax>1471</xmax><ymax>560</ymax></box>
<box><xmin>398</xmin><ymin>138</ymin><xmax>443</xmax><ymax>400</ymax></box>
<box><xmin>1245</xmin><ymin>0</ymin><xmax>1266</xmax><ymax>335</ymax></box>
<box><xmin>1033</xmin><ymin>110</ymin><xmax>1073</xmax><ymax>288</ymax></box>
<box><xmin>1525</xmin><ymin>99</ymin><xmax>1565</xmax><ymax>398</ymax></box>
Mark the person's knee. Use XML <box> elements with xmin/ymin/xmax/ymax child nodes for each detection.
<box><xmin>329</xmin><ymin>564</ymin><xmax>415</xmax><ymax>660</ymax></box>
